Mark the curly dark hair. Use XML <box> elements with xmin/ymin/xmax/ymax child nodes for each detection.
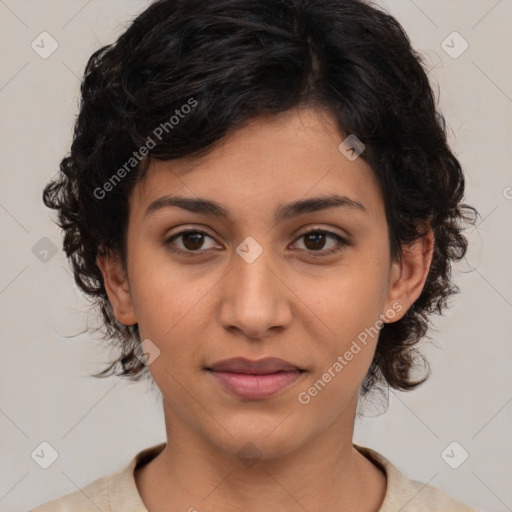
<box><xmin>43</xmin><ymin>0</ymin><xmax>478</xmax><ymax>396</ymax></box>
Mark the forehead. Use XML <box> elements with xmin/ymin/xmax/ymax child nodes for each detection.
<box><xmin>130</xmin><ymin>108</ymin><xmax>384</xmax><ymax>224</ymax></box>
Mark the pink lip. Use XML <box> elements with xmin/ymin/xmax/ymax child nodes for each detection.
<box><xmin>206</xmin><ymin>357</ymin><xmax>305</xmax><ymax>400</ymax></box>
<box><xmin>209</xmin><ymin>370</ymin><xmax>304</xmax><ymax>399</ymax></box>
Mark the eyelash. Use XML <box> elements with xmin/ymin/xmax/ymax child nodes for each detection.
<box><xmin>164</xmin><ymin>228</ymin><xmax>352</xmax><ymax>259</ymax></box>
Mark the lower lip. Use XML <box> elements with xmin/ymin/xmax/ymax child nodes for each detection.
<box><xmin>208</xmin><ymin>370</ymin><xmax>304</xmax><ymax>399</ymax></box>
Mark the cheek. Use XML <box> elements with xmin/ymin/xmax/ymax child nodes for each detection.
<box><xmin>128</xmin><ymin>250</ymin><xmax>209</xmax><ymax>342</ymax></box>
<box><xmin>342</xmin><ymin>246</ymin><xmax>390</xmax><ymax>318</ymax></box>
<box><xmin>304</xmin><ymin>257</ymin><xmax>388</xmax><ymax>329</ymax></box>
<box><xmin>126</xmin><ymin>250</ymin><xmax>223</xmax><ymax>381</ymax></box>
<box><xmin>293</xmin><ymin>256</ymin><xmax>389</xmax><ymax>371</ymax></box>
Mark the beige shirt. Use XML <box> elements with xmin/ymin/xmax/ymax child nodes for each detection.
<box><xmin>29</xmin><ymin>443</ymin><xmax>476</xmax><ymax>511</ymax></box>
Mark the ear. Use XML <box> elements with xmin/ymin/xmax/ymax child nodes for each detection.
<box><xmin>382</xmin><ymin>224</ymin><xmax>435</xmax><ymax>323</ymax></box>
<box><xmin>96</xmin><ymin>250</ymin><xmax>137</xmax><ymax>326</ymax></box>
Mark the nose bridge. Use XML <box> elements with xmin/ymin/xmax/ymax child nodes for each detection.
<box><xmin>235</xmin><ymin>247</ymin><xmax>275</xmax><ymax>302</ymax></box>
<box><xmin>219</xmin><ymin>238</ymin><xmax>290</xmax><ymax>338</ymax></box>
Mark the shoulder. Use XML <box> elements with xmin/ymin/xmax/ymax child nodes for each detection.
<box><xmin>354</xmin><ymin>445</ymin><xmax>477</xmax><ymax>512</ymax></box>
<box><xmin>28</xmin><ymin>443</ymin><xmax>166</xmax><ymax>512</ymax></box>
<box><xmin>28</xmin><ymin>472</ymin><xmax>111</xmax><ymax>512</ymax></box>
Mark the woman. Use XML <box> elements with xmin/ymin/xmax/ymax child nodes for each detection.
<box><xmin>32</xmin><ymin>0</ymin><xmax>478</xmax><ymax>510</ymax></box>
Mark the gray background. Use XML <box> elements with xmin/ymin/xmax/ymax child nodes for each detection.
<box><xmin>1</xmin><ymin>1</ymin><xmax>511</xmax><ymax>510</ymax></box>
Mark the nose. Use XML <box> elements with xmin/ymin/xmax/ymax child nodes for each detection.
<box><xmin>218</xmin><ymin>247</ymin><xmax>293</xmax><ymax>340</ymax></box>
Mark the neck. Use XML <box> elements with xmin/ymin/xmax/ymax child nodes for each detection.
<box><xmin>135</xmin><ymin>406</ymin><xmax>386</xmax><ymax>512</ymax></box>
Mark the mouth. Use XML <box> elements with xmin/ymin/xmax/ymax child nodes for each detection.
<box><xmin>206</xmin><ymin>357</ymin><xmax>306</xmax><ymax>400</ymax></box>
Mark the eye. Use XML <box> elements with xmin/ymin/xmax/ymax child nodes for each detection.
<box><xmin>291</xmin><ymin>228</ymin><xmax>352</xmax><ymax>258</ymax></box>
<box><xmin>164</xmin><ymin>227</ymin><xmax>352</xmax><ymax>258</ymax></box>
<box><xmin>164</xmin><ymin>229</ymin><xmax>219</xmax><ymax>257</ymax></box>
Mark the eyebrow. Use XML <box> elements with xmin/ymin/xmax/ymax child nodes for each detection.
<box><xmin>144</xmin><ymin>193</ymin><xmax>368</xmax><ymax>222</ymax></box>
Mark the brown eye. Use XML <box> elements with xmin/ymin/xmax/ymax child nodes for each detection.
<box><xmin>164</xmin><ymin>229</ymin><xmax>218</xmax><ymax>257</ymax></box>
<box><xmin>164</xmin><ymin>228</ymin><xmax>351</xmax><ymax>259</ymax></box>
<box><xmin>181</xmin><ymin>232</ymin><xmax>206</xmax><ymax>250</ymax></box>
<box><xmin>303</xmin><ymin>231</ymin><xmax>327</xmax><ymax>250</ymax></box>
<box><xmin>292</xmin><ymin>229</ymin><xmax>352</xmax><ymax>257</ymax></box>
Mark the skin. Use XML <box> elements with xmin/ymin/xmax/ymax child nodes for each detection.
<box><xmin>97</xmin><ymin>106</ymin><xmax>434</xmax><ymax>512</ymax></box>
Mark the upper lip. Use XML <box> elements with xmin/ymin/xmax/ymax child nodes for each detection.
<box><xmin>207</xmin><ymin>357</ymin><xmax>303</xmax><ymax>375</ymax></box>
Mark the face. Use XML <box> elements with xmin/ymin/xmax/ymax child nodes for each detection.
<box><xmin>99</xmin><ymin>107</ymin><xmax>432</xmax><ymax>460</ymax></box>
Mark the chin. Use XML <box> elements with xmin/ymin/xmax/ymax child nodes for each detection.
<box><xmin>201</xmin><ymin>414</ymin><xmax>309</xmax><ymax>463</ymax></box>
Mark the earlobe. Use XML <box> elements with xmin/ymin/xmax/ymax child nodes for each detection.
<box><xmin>96</xmin><ymin>251</ymin><xmax>137</xmax><ymax>326</ymax></box>
<box><xmin>383</xmin><ymin>226</ymin><xmax>435</xmax><ymax>323</ymax></box>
